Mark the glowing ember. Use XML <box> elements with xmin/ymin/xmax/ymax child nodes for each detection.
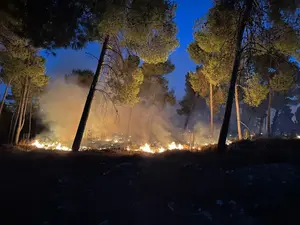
<box><xmin>158</xmin><ymin>147</ymin><xmax>165</xmax><ymax>153</ymax></box>
<box><xmin>31</xmin><ymin>138</ymin><xmax>235</xmax><ymax>153</ymax></box>
<box><xmin>137</xmin><ymin>142</ymin><xmax>183</xmax><ymax>153</ymax></box>
<box><xmin>168</xmin><ymin>142</ymin><xmax>183</xmax><ymax>150</ymax></box>
<box><xmin>139</xmin><ymin>143</ymin><xmax>154</xmax><ymax>153</ymax></box>
<box><xmin>226</xmin><ymin>140</ymin><xmax>233</xmax><ymax>145</ymax></box>
<box><xmin>32</xmin><ymin>140</ymin><xmax>45</xmax><ymax>148</ymax></box>
<box><xmin>32</xmin><ymin>140</ymin><xmax>71</xmax><ymax>151</ymax></box>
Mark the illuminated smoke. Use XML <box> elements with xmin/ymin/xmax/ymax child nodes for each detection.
<box><xmin>37</xmin><ymin>78</ymin><xmax>179</xmax><ymax>146</ymax></box>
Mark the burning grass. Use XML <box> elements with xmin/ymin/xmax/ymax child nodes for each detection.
<box><xmin>30</xmin><ymin>139</ymin><xmax>189</xmax><ymax>153</ymax></box>
<box><xmin>6</xmin><ymin>138</ymin><xmax>300</xmax><ymax>165</ymax></box>
<box><xmin>29</xmin><ymin>138</ymin><xmax>221</xmax><ymax>153</ymax></box>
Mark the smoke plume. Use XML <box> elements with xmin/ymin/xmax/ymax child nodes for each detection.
<box><xmin>37</xmin><ymin>77</ymin><xmax>179</xmax><ymax>147</ymax></box>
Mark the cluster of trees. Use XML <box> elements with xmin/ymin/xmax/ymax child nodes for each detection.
<box><xmin>1</xmin><ymin>0</ymin><xmax>299</xmax><ymax>152</ymax></box>
<box><xmin>65</xmin><ymin>60</ymin><xmax>177</xmax><ymax>144</ymax></box>
<box><xmin>0</xmin><ymin>17</ymin><xmax>49</xmax><ymax>144</ymax></box>
<box><xmin>70</xmin><ymin>0</ymin><xmax>179</xmax><ymax>151</ymax></box>
<box><xmin>178</xmin><ymin>0</ymin><xmax>299</xmax><ymax>150</ymax></box>
<box><xmin>0</xmin><ymin>0</ymin><xmax>178</xmax><ymax>150</ymax></box>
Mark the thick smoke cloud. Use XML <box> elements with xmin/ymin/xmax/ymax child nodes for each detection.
<box><xmin>37</xmin><ymin>78</ymin><xmax>180</xmax><ymax>147</ymax></box>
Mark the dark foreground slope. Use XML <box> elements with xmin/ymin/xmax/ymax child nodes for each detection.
<box><xmin>1</xmin><ymin>139</ymin><xmax>300</xmax><ymax>225</ymax></box>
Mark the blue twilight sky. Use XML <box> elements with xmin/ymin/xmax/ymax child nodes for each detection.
<box><xmin>41</xmin><ymin>0</ymin><xmax>212</xmax><ymax>100</ymax></box>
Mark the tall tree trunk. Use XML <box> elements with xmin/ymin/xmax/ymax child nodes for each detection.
<box><xmin>267</xmin><ymin>90</ymin><xmax>272</xmax><ymax>137</ymax></box>
<box><xmin>8</xmin><ymin>110</ymin><xmax>17</xmax><ymax>143</ymax></box>
<box><xmin>184</xmin><ymin>93</ymin><xmax>197</xmax><ymax>130</ymax></box>
<box><xmin>27</xmin><ymin>101</ymin><xmax>32</xmax><ymax>141</ymax></box>
<box><xmin>184</xmin><ymin>113</ymin><xmax>191</xmax><ymax>131</ymax></box>
<box><xmin>21</xmin><ymin>85</ymin><xmax>30</xmax><ymax>131</ymax></box>
<box><xmin>218</xmin><ymin>0</ymin><xmax>254</xmax><ymax>152</ymax></box>
<box><xmin>11</xmin><ymin>103</ymin><xmax>21</xmax><ymax>144</ymax></box>
<box><xmin>0</xmin><ymin>80</ymin><xmax>11</xmax><ymax>117</ymax></box>
<box><xmin>14</xmin><ymin>96</ymin><xmax>25</xmax><ymax>145</ymax></box>
<box><xmin>235</xmin><ymin>85</ymin><xmax>242</xmax><ymax>140</ymax></box>
<box><xmin>72</xmin><ymin>36</ymin><xmax>110</xmax><ymax>151</ymax></box>
<box><xmin>189</xmin><ymin>131</ymin><xmax>195</xmax><ymax>150</ymax></box>
<box><xmin>271</xmin><ymin>109</ymin><xmax>279</xmax><ymax>136</ymax></box>
<box><xmin>14</xmin><ymin>78</ymin><xmax>28</xmax><ymax>145</ymax></box>
<box><xmin>126</xmin><ymin>106</ymin><xmax>133</xmax><ymax>141</ymax></box>
<box><xmin>209</xmin><ymin>83</ymin><xmax>214</xmax><ymax>138</ymax></box>
<box><xmin>258</xmin><ymin>115</ymin><xmax>264</xmax><ymax>136</ymax></box>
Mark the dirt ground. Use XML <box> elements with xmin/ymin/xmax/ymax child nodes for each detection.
<box><xmin>1</xmin><ymin>139</ymin><xmax>300</xmax><ymax>225</ymax></box>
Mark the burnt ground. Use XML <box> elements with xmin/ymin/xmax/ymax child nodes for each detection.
<box><xmin>1</xmin><ymin>139</ymin><xmax>300</xmax><ymax>225</ymax></box>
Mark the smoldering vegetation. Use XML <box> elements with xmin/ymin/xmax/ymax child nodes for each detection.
<box><xmin>36</xmin><ymin>73</ymin><xmax>224</xmax><ymax>148</ymax></box>
<box><xmin>37</xmin><ymin>77</ymin><xmax>181</xmax><ymax>147</ymax></box>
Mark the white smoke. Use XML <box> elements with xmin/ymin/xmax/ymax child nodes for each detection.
<box><xmin>37</xmin><ymin>77</ymin><xmax>180</xmax><ymax>147</ymax></box>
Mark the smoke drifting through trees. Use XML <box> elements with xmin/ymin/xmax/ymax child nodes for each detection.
<box><xmin>37</xmin><ymin>78</ymin><xmax>179</xmax><ymax>147</ymax></box>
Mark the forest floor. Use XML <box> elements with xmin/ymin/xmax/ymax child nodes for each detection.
<box><xmin>1</xmin><ymin>138</ymin><xmax>300</xmax><ymax>225</ymax></box>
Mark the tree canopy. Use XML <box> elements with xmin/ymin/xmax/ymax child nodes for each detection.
<box><xmin>108</xmin><ymin>57</ymin><xmax>144</xmax><ymax>106</ymax></box>
<box><xmin>1</xmin><ymin>0</ymin><xmax>179</xmax><ymax>57</ymax></box>
<box><xmin>187</xmin><ymin>0</ymin><xmax>299</xmax><ymax>147</ymax></box>
<box><xmin>139</xmin><ymin>61</ymin><xmax>176</xmax><ymax>109</ymax></box>
<box><xmin>177</xmin><ymin>73</ymin><xmax>197</xmax><ymax>117</ymax></box>
<box><xmin>189</xmin><ymin>67</ymin><xmax>226</xmax><ymax>113</ymax></box>
<box><xmin>141</xmin><ymin>60</ymin><xmax>175</xmax><ymax>77</ymax></box>
<box><xmin>96</xmin><ymin>0</ymin><xmax>178</xmax><ymax>64</ymax></box>
<box><xmin>1</xmin><ymin>0</ymin><xmax>98</xmax><ymax>49</ymax></box>
<box><xmin>65</xmin><ymin>69</ymin><xmax>94</xmax><ymax>88</ymax></box>
<box><xmin>243</xmin><ymin>74</ymin><xmax>269</xmax><ymax>107</ymax></box>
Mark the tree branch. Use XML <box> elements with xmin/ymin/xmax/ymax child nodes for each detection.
<box><xmin>102</xmin><ymin>64</ymin><xmax>121</xmax><ymax>80</ymax></box>
<box><xmin>95</xmin><ymin>88</ymin><xmax>119</xmax><ymax>121</ymax></box>
<box><xmin>107</xmin><ymin>45</ymin><xmax>124</xmax><ymax>60</ymax></box>
<box><xmin>85</xmin><ymin>52</ymin><xmax>99</xmax><ymax>60</ymax></box>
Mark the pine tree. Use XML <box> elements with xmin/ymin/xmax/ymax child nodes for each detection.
<box><xmin>72</xmin><ymin>0</ymin><xmax>178</xmax><ymax>151</ymax></box>
<box><xmin>9</xmin><ymin>51</ymin><xmax>48</xmax><ymax>144</ymax></box>
<box><xmin>65</xmin><ymin>69</ymin><xmax>94</xmax><ymax>88</ymax></box>
<box><xmin>140</xmin><ymin>61</ymin><xmax>176</xmax><ymax>108</ymax></box>
<box><xmin>1</xmin><ymin>0</ymin><xmax>101</xmax><ymax>49</ymax></box>
<box><xmin>177</xmin><ymin>73</ymin><xmax>198</xmax><ymax>130</ymax></box>
<box><xmin>0</xmin><ymin>25</ymin><xmax>49</xmax><ymax>142</ymax></box>
<box><xmin>189</xmin><ymin>0</ymin><xmax>299</xmax><ymax>151</ymax></box>
<box><xmin>187</xmin><ymin>66</ymin><xmax>226</xmax><ymax>137</ymax></box>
